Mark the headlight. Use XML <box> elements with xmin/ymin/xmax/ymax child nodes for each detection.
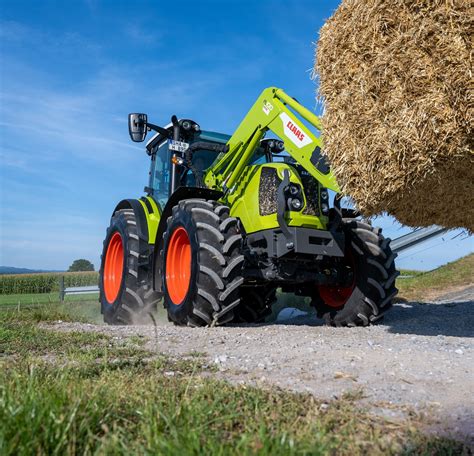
<box><xmin>288</xmin><ymin>184</ymin><xmax>301</xmax><ymax>196</ymax></box>
<box><xmin>275</xmin><ymin>140</ymin><xmax>285</xmax><ymax>152</ymax></box>
<box><xmin>289</xmin><ymin>197</ymin><xmax>303</xmax><ymax>211</ymax></box>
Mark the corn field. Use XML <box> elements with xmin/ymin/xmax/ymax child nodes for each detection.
<box><xmin>0</xmin><ymin>272</ymin><xmax>99</xmax><ymax>295</ymax></box>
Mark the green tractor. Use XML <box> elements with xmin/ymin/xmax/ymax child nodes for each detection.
<box><xmin>99</xmin><ymin>87</ymin><xmax>398</xmax><ymax>327</ymax></box>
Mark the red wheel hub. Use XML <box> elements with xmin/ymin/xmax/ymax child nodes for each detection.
<box><xmin>166</xmin><ymin>227</ymin><xmax>191</xmax><ymax>305</ymax></box>
<box><xmin>104</xmin><ymin>231</ymin><xmax>124</xmax><ymax>303</ymax></box>
<box><xmin>317</xmin><ymin>283</ymin><xmax>354</xmax><ymax>308</ymax></box>
<box><xmin>318</xmin><ymin>251</ymin><xmax>356</xmax><ymax>308</ymax></box>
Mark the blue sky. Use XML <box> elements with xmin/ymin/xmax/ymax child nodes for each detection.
<box><xmin>0</xmin><ymin>0</ymin><xmax>472</xmax><ymax>271</ymax></box>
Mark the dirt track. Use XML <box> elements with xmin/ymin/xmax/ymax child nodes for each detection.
<box><xmin>49</xmin><ymin>286</ymin><xmax>474</xmax><ymax>443</ymax></box>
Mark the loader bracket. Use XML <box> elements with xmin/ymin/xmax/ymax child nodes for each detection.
<box><xmin>276</xmin><ymin>169</ymin><xmax>294</xmax><ymax>246</ymax></box>
<box><xmin>310</xmin><ymin>146</ymin><xmax>330</xmax><ymax>175</ymax></box>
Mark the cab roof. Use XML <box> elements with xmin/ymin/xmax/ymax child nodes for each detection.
<box><xmin>146</xmin><ymin>124</ymin><xmax>230</xmax><ymax>153</ymax></box>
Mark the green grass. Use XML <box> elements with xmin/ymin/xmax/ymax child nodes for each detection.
<box><xmin>396</xmin><ymin>253</ymin><xmax>474</xmax><ymax>301</ymax></box>
<box><xmin>0</xmin><ymin>306</ymin><xmax>466</xmax><ymax>455</ymax></box>
<box><xmin>398</xmin><ymin>269</ymin><xmax>424</xmax><ymax>277</ymax></box>
<box><xmin>0</xmin><ymin>293</ymin><xmax>170</xmax><ymax>325</ymax></box>
<box><xmin>0</xmin><ymin>298</ymin><xmax>104</xmax><ymax>324</ymax></box>
<box><xmin>0</xmin><ymin>292</ymin><xmax>98</xmax><ymax>306</ymax></box>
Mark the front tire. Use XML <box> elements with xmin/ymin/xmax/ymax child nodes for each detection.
<box><xmin>161</xmin><ymin>199</ymin><xmax>244</xmax><ymax>327</ymax></box>
<box><xmin>99</xmin><ymin>209</ymin><xmax>160</xmax><ymax>324</ymax></box>
<box><xmin>312</xmin><ymin>219</ymin><xmax>399</xmax><ymax>326</ymax></box>
<box><xmin>233</xmin><ymin>285</ymin><xmax>277</xmax><ymax>323</ymax></box>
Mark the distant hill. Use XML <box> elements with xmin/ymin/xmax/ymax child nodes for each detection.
<box><xmin>397</xmin><ymin>253</ymin><xmax>474</xmax><ymax>301</ymax></box>
<box><xmin>0</xmin><ymin>266</ymin><xmax>63</xmax><ymax>275</ymax></box>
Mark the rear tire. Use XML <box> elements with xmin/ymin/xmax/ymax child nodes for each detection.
<box><xmin>312</xmin><ymin>219</ymin><xmax>399</xmax><ymax>326</ymax></box>
<box><xmin>99</xmin><ymin>209</ymin><xmax>160</xmax><ymax>325</ymax></box>
<box><xmin>161</xmin><ymin>199</ymin><xmax>244</xmax><ymax>327</ymax></box>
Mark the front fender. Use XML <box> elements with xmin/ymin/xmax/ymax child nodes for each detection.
<box><xmin>112</xmin><ymin>196</ymin><xmax>161</xmax><ymax>244</ymax></box>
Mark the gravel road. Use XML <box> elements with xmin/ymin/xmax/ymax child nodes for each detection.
<box><xmin>49</xmin><ymin>286</ymin><xmax>474</xmax><ymax>443</ymax></box>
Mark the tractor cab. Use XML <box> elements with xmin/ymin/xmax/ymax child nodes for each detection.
<box><xmin>145</xmin><ymin>129</ymin><xmax>230</xmax><ymax>209</ymax></box>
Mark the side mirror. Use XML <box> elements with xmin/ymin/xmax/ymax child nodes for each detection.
<box><xmin>128</xmin><ymin>113</ymin><xmax>148</xmax><ymax>142</ymax></box>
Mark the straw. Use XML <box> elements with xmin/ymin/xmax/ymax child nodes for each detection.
<box><xmin>315</xmin><ymin>0</ymin><xmax>473</xmax><ymax>230</ymax></box>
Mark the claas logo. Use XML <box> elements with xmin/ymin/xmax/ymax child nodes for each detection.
<box><xmin>286</xmin><ymin>120</ymin><xmax>304</xmax><ymax>142</ymax></box>
<box><xmin>279</xmin><ymin>113</ymin><xmax>313</xmax><ymax>149</ymax></box>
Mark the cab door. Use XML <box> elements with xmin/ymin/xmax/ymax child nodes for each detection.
<box><xmin>148</xmin><ymin>141</ymin><xmax>171</xmax><ymax>209</ymax></box>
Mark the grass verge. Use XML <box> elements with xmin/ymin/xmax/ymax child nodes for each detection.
<box><xmin>0</xmin><ymin>292</ymin><xmax>99</xmax><ymax>305</ymax></box>
<box><xmin>0</xmin><ymin>298</ymin><xmax>103</xmax><ymax>324</ymax></box>
<box><xmin>0</xmin><ymin>294</ymin><xmax>169</xmax><ymax>324</ymax></box>
<box><xmin>396</xmin><ymin>253</ymin><xmax>473</xmax><ymax>302</ymax></box>
<box><xmin>0</xmin><ymin>306</ymin><xmax>467</xmax><ymax>455</ymax></box>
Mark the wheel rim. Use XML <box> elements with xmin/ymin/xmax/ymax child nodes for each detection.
<box><xmin>166</xmin><ymin>226</ymin><xmax>191</xmax><ymax>305</ymax></box>
<box><xmin>104</xmin><ymin>232</ymin><xmax>124</xmax><ymax>303</ymax></box>
<box><xmin>318</xmin><ymin>283</ymin><xmax>354</xmax><ymax>308</ymax></box>
<box><xmin>318</xmin><ymin>251</ymin><xmax>355</xmax><ymax>308</ymax></box>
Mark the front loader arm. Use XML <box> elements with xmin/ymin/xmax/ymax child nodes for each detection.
<box><xmin>204</xmin><ymin>87</ymin><xmax>340</xmax><ymax>193</ymax></box>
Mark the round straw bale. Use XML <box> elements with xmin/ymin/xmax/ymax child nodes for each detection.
<box><xmin>315</xmin><ymin>0</ymin><xmax>473</xmax><ymax>230</ymax></box>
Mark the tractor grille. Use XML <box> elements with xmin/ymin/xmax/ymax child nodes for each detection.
<box><xmin>259</xmin><ymin>167</ymin><xmax>281</xmax><ymax>216</ymax></box>
<box><xmin>299</xmin><ymin>172</ymin><xmax>320</xmax><ymax>216</ymax></box>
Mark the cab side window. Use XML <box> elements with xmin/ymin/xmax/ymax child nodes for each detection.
<box><xmin>149</xmin><ymin>142</ymin><xmax>170</xmax><ymax>208</ymax></box>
